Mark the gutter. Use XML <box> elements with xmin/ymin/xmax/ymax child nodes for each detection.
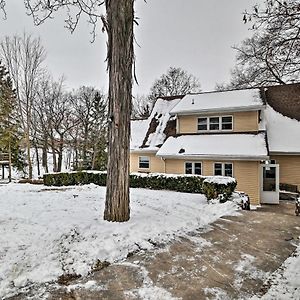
<box><xmin>170</xmin><ymin>105</ymin><xmax>265</xmax><ymax>116</ymax></box>
<box><xmin>130</xmin><ymin>149</ymin><xmax>158</xmax><ymax>154</ymax></box>
<box><xmin>155</xmin><ymin>154</ymin><xmax>270</xmax><ymax>161</ymax></box>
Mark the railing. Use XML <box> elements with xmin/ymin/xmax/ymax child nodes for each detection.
<box><xmin>0</xmin><ymin>153</ymin><xmax>9</xmax><ymax>162</ymax></box>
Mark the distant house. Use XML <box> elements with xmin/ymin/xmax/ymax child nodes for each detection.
<box><xmin>0</xmin><ymin>152</ymin><xmax>9</xmax><ymax>179</ymax></box>
<box><xmin>130</xmin><ymin>83</ymin><xmax>300</xmax><ymax>206</ymax></box>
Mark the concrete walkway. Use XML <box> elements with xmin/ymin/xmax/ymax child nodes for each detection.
<box><xmin>11</xmin><ymin>202</ymin><xmax>300</xmax><ymax>300</ymax></box>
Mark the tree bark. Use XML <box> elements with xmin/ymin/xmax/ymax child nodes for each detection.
<box><xmin>34</xmin><ymin>141</ymin><xmax>40</xmax><ymax>176</ymax></box>
<box><xmin>42</xmin><ymin>139</ymin><xmax>48</xmax><ymax>173</ymax></box>
<box><xmin>104</xmin><ymin>0</ymin><xmax>134</xmax><ymax>222</ymax></box>
<box><xmin>25</xmin><ymin>129</ymin><xmax>33</xmax><ymax>179</ymax></box>
<box><xmin>57</xmin><ymin>134</ymin><xmax>64</xmax><ymax>172</ymax></box>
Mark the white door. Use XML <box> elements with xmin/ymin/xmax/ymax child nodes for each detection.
<box><xmin>260</xmin><ymin>164</ymin><xmax>279</xmax><ymax>204</ymax></box>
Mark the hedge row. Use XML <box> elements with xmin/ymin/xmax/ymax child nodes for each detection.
<box><xmin>43</xmin><ymin>171</ymin><xmax>237</xmax><ymax>201</ymax></box>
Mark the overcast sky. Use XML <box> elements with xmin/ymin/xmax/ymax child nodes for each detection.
<box><xmin>0</xmin><ymin>0</ymin><xmax>262</xmax><ymax>94</ymax></box>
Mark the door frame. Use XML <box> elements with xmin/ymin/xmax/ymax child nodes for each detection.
<box><xmin>260</xmin><ymin>163</ymin><xmax>280</xmax><ymax>204</ymax></box>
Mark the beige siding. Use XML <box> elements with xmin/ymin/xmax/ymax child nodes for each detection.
<box><xmin>271</xmin><ymin>155</ymin><xmax>300</xmax><ymax>189</ymax></box>
<box><xmin>177</xmin><ymin>111</ymin><xmax>259</xmax><ymax>134</ymax></box>
<box><xmin>165</xmin><ymin>159</ymin><xmax>185</xmax><ymax>174</ymax></box>
<box><xmin>234</xmin><ymin>111</ymin><xmax>259</xmax><ymax>132</ymax></box>
<box><xmin>234</xmin><ymin>161</ymin><xmax>261</xmax><ymax>206</ymax></box>
<box><xmin>178</xmin><ymin>115</ymin><xmax>198</xmax><ymax>133</ymax></box>
<box><xmin>130</xmin><ymin>153</ymin><xmax>165</xmax><ymax>173</ymax></box>
<box><xmin>165</xmin><ymin>159</ymin><xmax>260</xmax><ymax>205</ymax></box>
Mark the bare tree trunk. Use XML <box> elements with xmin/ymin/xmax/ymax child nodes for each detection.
<box><xmin>8</xmin><ymin>135</ymin><xmax>12</xmax><ymax>182</ymax></box>
<box><xmin>57</xmin><ymin>134</ymin><xmax>64</xmax><ymax>172</ymax></box>
<box><xmin>42</xmin><ymin>140</ymin><xmax>48</xmax><ymax>173</ymax></box>
<box><xmin>104</xmin><ymin>0</ymin><xmax>134</xmax><ymax>222</ymax></box>
<box><xmin>34</xmin><ymin>141</ymin><xmax>40</xmax><ymax>176</ymax></box>
<box><xmin>25</xmin><ymin>130</ymin><xmax>33</xmax><ymax>179</ymax></box>
<box><xmin>50</xmin><ymin>138</ymin><xmax>57</xmax><ymax>172</ymax></box>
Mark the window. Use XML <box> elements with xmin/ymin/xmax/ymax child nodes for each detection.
<box><xmin>214</xmin><ymin>162</ymin><xmax>233</xmax><ymax>177</ymax></box>
<box><xmin>185</xmin><ymin>162</ymin><xmax>202</xmax><ymax>175</ymax></box>
<box><xmin>139</xmin><ymin>156</ymin><xmax>150</xmax><ymax>169</ymax></box>
<box><xmin>197</xmin><ymin>116</ymin><xmax>233</xmax><ymax>132</ymax></box>
<box><xmin>197</xmin><ymin>117</ymin><xmax>207</xmax><ymax>131</ymax></box>
<box><xmin>221</xmin><ymin>116</ymin><xmax>233</xmax><ymax>130</ymax></box>
<box><xmin>214</xmin><ymin>163</ymin><xmax>223</xmax><ymax>176</ymax></box>
<box><xmin>224</xmin><ymin>163</ymin><xmax>233</xmax><ymax>177</ymax></box>
<box><xmin>209</xmin><ymin>117</ymin><xmax>220</xmax><ymax>131</ymax></box>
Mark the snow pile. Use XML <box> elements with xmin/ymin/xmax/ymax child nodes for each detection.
<box><xmin>0</xmin><ymin>183</ymin><xmax>239</xmax><ymax>298</ymax></box>
<box><xmin>157</xmin><ymin>133</ymin><xmax>268</xmax><ymax>160</ymax></box>
<box><xmin>130</xmin><ymin>97</ymin><xmax>181</xmax><ymax>151</ymax></box>
<box><xmin>263</xmin><ymin>104</ymin><xmax>300</xmax><ymax>153</ymax></box>
<box><xmin>170</xmin><ymin>89</ymin><xmax>263</xmax><ymax>115</ymax></box>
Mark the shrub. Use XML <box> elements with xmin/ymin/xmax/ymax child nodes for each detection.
<box><xmin>43</xmin><ymin>171</ymin><xmax>237</xmax><ymax>201</ymax></box>
<box><xmin>202</xmin><ymin>176</ymin><xmax>237</xmax><ymax>202</ymax></box>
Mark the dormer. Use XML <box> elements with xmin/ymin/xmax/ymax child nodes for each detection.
<box><xmin>170</xmin><ymin>89</ymin><xmax>265</xmax><ymax>134</ymax></box>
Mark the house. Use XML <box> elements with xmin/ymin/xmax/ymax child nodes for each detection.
<box><xmin>130</xmin><ymin>83</ymin><xmax>300</xmax><ymax>206</ymax></box>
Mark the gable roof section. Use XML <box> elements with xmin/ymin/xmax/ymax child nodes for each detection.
<box><xmin>130</xmin><ymin>97</ymin><xmax>182</xmax><ymax>152</ymax></box>
<box><xmin>170</xmin><ymin>89</ymin><xmax>264</xmax><ymax>115</ymax></box>
<box><xmin>263</xmin><ymin>104</ymin><xmax>300</xmax><ymax>154</ymax></box>
<box><xmin>156</xmin><ymin>133</ymin><xmax>268</xmax><ymax>160</ymax></box>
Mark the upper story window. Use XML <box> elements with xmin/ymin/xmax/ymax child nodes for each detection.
<box><xmin>185</xmin><ymin>162</ymin><xmax>202</xmax><ymax>175</ymax></box>
<box><xmin>139</xmin><ymin>156</ymin><xmax>150</xmax><ymax>169</ymax></box>
<box><xmin>197</xmin><ymin>116</ymin><xmax>233</xmax><ymax>132</ymax></box>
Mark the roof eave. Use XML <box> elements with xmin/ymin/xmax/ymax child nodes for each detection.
<box><xmin>270</xmin><ymin>151</ymin><xmax>300</xmax><ymax>156</ymax></box>
<box><xmin>170</xmin><ymin>105</ymin><xmax>265</xmax><ymax>116</ymax></box>
<box><xmin>156</xmin><ymin>154</ymin><xmax>269</xmax><ymax>161</ymax></box>
<box><xmin>130</xmin><ymin>148</ymin><xmax>158</xmax><ymax>154</ymax></box>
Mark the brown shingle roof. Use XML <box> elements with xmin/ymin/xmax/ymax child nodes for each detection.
<box><xmin>265</xmin><ymin>83</ymin><xmax>300</xmax><ymax>121</ymax></box>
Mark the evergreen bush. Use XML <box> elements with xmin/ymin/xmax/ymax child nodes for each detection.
<box><xmin>202</xmin><ymin>177</ymin><xmax>237</xmax><ymax>202</ymax></box>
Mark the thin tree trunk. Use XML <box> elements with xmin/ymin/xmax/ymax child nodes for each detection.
<box><xmin>34</xmin><ymin>141</ymin><xmax>40</xmax><ymax>176</ymax></box>
<box><xmin>51</xmin><ymin>138</ymin><xmax>57</xmax><ymax>172</ymax></box>
<box><xmin>8</xmin><ymin>134</ymin><xmax>12</xmax><ymax>182</ymax></box>
<box><xmin>104</xmin><ymin>0</ymin><xmax>134</xmax><ymax>222</ymax></box>
<box><xmin>25</xmin><ymin>129</ymin><xmax>33</xmax><ymax>179</ymax></box>
<box><xmin>42</xmin><ymin>140</ymin><xmax>48</xmax><ymax>173</ymax></box>
<box><xmin>57</xmin><ymin>135</ymin><xmax>64</xmax><ymax>172</ymax></box>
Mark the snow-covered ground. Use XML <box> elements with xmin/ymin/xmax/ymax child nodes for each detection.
<box><xmin>0</xmin><ymin>183</ymin><xmax>239</xmax><ymax>299</ymax></box>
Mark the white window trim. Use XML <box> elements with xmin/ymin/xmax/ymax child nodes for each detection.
<box><xmin>197</xmin><ymin>115</ymin><xmax>233</xmax><ymax>132</ymax></box>
<box><xmin>185</xmin><ymin>161</ymin><xmax>202</xmax><ymax>175</ymax></box>
<box><xmin>214</xmin><ymin>162</ymin><xmax>234</xmax><ymax>177</ymax></box>
<box><xmin>139</xmin><ymin>156</ymin><xmax>150</xmax><ymax>169</ymax></box>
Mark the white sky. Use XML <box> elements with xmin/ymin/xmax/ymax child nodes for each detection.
<box><xmin>0</xmin><ymin>0</ymin><xmax>262</xmax><ymax>94</ymax></box>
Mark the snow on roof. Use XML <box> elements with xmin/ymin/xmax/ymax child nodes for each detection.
<box><xmin>156</xmin><ymin>133</ymin><xmax>268</xmax><ymax>160</ymax></box>
<box><xmin>170</xmin><ymin>89</ymin><xmax>264</xmax><ymax>115</ymax></box>
<box><xmin>264</xmin><ymin>105</ymin><xmax>300</xmax><ymax>153</ymax></box>
<box><xmin>130</xmin><ymin>119</ymin><xmax>149</xmax><ymax>150</ymax></box>
<box><xmin>130</xmin><ymin>97</ymin><xmax>181</xmax><ymax>151</ymax></box>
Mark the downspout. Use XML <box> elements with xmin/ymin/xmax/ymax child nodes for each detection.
<box><xmin>161</xmin><ymin>157</ymin><xmax>166</xmax><ymax>173</ymax></box>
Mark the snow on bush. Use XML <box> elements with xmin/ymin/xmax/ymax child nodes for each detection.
<box><xmin>0</xmin><ymin>183</ymin><xmax>240</xmax><ymax>298</ymax></box>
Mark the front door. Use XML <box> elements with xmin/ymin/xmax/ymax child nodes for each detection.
<box><xmin>260</xmin><ymin>164</ymin><xmax>279</xmax><ymax>204</ymax></box>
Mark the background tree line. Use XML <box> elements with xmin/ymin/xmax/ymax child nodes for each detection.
<box><xmin>0</xmin><ymin>33</ymin><xmax>108</xmax><ymax>178</ymax></box>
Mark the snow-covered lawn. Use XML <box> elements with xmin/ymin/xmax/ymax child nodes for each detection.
<box><xmin>0</xmin><ymin>183</ymin><xmax>239</xmax><ymax>298</ymax></box>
